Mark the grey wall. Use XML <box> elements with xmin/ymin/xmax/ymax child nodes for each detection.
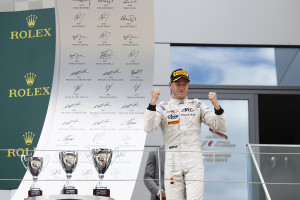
<box><xmin>0</xmin><ymin>0</ymin><xmax>14</xmax><ymax>12</ymax></box>
<box><xmin>154</xmin><ymin>0</ymin><xmax>300</xmax><ymax>45</ymax></box>
<box><xmin>275</xmin><ymin>48</ymin><xmax>300</xmax><ymax>86</ymax></box>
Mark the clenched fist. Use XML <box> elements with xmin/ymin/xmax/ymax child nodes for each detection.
<box><xmin>208</xmin><ymin>92</ymin><xmax>220</xmax><ymax>110</ymax></box>
<box><xmin>150</xmin><ymin>89</ymin><xmax>160</xmax><ymax>105</ymax></box>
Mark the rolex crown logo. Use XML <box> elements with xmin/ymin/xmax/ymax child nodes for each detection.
<box><xmin>23</xmin><ymin>131</ymin><xmax>35</xmax><ymax>145</ymax></box>
<box><xmin>24</xmin><ymin>72</ymin><xmax>36</xmax><ymax>86</ymax></box>
<box><xmin>26</xmin><ymin>14</ymin><xmax>37</xmax><ymax>28</ymax></box>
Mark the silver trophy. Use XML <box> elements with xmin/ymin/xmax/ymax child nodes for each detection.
<box><xmin>26</xmin><ymin>157</ymin><xmax>43</xmax><ymax>197</ymax></box>
<box><xmin>92</xmin><ymin>148</ymin><xmax>113</xmax><ymax>197</ymax></box>
<box><xmin>59</xmin><ymin>151</ymin><xmax>78</xmax><ymax>194</ymax></box>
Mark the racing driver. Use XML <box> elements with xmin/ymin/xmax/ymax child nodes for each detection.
<box><xmin>144</xmin><ymin>68</ymin><xmax>228</xmax><ymax>200</ymax></box>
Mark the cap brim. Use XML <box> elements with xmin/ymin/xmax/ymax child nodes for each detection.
<box><xmin>172</xmin><ymin>76</ymin><xmax>190</xmax><ymax>82</ymax></box>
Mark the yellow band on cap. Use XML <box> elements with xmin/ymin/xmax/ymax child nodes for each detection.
<box><xmin>173</xmin><ymin>70</ymin><xmax>189</xmax><ymax>77</ymax></box>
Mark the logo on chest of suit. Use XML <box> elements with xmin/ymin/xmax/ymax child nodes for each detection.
<box><xmin>181</xmin><ymin>108</ymin><xmax>194</xmax><ymax>112</ymax></box>
<box><xmin>181</xmin><ymin>107</ymin><xmax>195</xmax><ymax>116</ymax></box>
<box><xmin>167</xmin><ymin>109</ymin><xmax>178</xmax><ymax>113</ymax></box>
<box><xmin>168</xmin><ymin>114</ymin><xmax>179</xmax><ymax>119</ymax></box>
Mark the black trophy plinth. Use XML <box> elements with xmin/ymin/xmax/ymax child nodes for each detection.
<box><xmin>93</xmin><ymin>188</ymin><xmax>110</xmax><ymax>197</ymax></box>
<box><xmin>62</xmin><ymin>188</ymin><xmax>78</xmax><ymax>195</ymax></box>
<box><xmin>28</xmin><ymin>189</ymin><xmax>42</xmax><ymax>197</ymax></box>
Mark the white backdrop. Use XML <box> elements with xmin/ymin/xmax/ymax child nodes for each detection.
<box><xmin>13</xmin><ymin>0</ymin><xmax>154</xmax><ymax>199</ymax></box>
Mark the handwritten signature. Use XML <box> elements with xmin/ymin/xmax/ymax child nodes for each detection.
<box><xmin>70</xmin><ymin>53</ymin><xmax>85</xmax><ymax>60</ymax></box>
<box><xmin>62</xmin><ymin>119</ymin><xmax>79</xmax><ymax>125</ymax></box>
<box><xmin>62</xmin><ymin>135</ymin><xmax>74</xmax><ymax>142</ymax></box>
<box><xmin>81</xmin><ymin>169</ymin><xmax>93</xmax><ymax>176</ymax></box>
<box><xmin>74</xmin><ymin>12</ymin><xmax>86</xmax><ymax>22</ymax></box>
<box><xmin>98</xmin><ymin>12</ymin><xmax>110</xmax><ymax>22</ymax></box>
<box><xmin>121</xmin><ymin>102</ymin><xmax>139</xmax><ymax>109</ymax></box>
<box><xmin>128</xmin><ymin>50</ymin><xmax>139</xmax><ymax>59</ymax></box>
<box><xmin>120</xmin><ymin>15</ymin><xmax>136</xmax><ymax>24</ymax></box>
<box><xmin>93</xmin><ymin>119</ymin><xmax>110</xmax><ymax>126</ymax></box>
<box><xmin>99</xmin><ymin>31</ymin><xmax>111</xmax><ymax>41</ymax></box>
<box><xmin>123</xmin><ymin>34</ymin><xmax>138</xmax><ymax>42</ymax></box>
<box><xmin>93</xmin><ymin>132</ymin><xmax>106</xmax><ymax>144</ymax></box>
<box><xmin>134</xmin><ymin>83</ymin><xmax>142</xmax><ymax>93</ymax></box>
<box><xmin>50</xmin><ymin>169</ymin><xmax>62</xmax><ymax>176</ymax></box>
<box><xmin>99</xmin><ymin>50</ymin><xmax>113</xmax><ymax>59</ymax></box>
<box><xmin>106</xmin><ymin>83</ymin><xmax>113</xmax><ymax>92</ymax></box>
<box><xmin>72</xmin><ymin>34</ymin><xmax>88</xmax><ymax>41</ymax></box>
<box><xmin>70</xmin><ymin>69</ymin><xmax>88</xmax><ymax>76</ymax></box>
<box><xmin>121</xmin><ymin>118</ymin><xmax>137</xmax><ymax>126</ymax></box>
<box><xmin>64</xmin><ymin>102</ymin><xmax>81</xmax><ymax>109</ymax></box>
<box><xmin>73</xmin><ymin>84</ymin><xmax>83</xmax><ymax>95</ymax></box>
<box><xmin>131</xmin><ymin>69</ymin><xmax>143</xmax><ymax>77</ymax></box>
<box><xmin>112</xmin><ymin>147</ymin><xmax>127</xmax><ymax>163</ymax></box>
<box><xmin>102</xmin><ymin>69</ymin><xmax>120</xmax><ymax>76</ymax></box>
<box><xmin>93</xmin><ymin>102</ymin><xmax>111</xmax><ymax>108</ymax></box>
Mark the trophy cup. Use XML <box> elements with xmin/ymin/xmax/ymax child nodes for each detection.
<box><xmin>26</xmin><ymin>157</ymin><xmax>43</xmax><ymax>197</ymax></box>
<box><xmin>92</xmin><ymin>148</ymin><xmax>113</xmax><ymax>197</ymax></box>
<box><xmin>59</xmin><ymin>151</ymin><xmax>78</xmax><ymax>194</ymax></box>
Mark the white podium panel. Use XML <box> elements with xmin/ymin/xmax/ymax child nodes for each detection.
<box><xmin>25</xmin><ymin>195</ymin><xmax>114</xmax><ymax>200</ymax></box>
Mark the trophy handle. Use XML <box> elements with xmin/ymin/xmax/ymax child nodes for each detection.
<box><xmin>21</xmin><ymin>155</ymin><xmax>28</xmax><ymax>170</ymax></box>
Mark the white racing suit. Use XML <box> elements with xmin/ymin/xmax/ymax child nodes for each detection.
<box><xmin>144</xmin><ymin>97</ymin><xmax>228</xmax><ymax>200</ymax></box>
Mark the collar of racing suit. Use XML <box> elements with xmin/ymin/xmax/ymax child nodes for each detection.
<box><xmin>170</xmin><ymin>96</ymin><xmax>188</xmax><ymax>104</ymax></box>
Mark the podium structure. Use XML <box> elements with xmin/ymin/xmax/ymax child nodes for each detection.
<box><xmin>24</xmin><ymin>195</ymin><xmax>114</xmax><ymax>200</ymax></box>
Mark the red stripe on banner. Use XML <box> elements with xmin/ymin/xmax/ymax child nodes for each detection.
<box><xmin>209</xmin><ymin>128</ymin><xmax>228</xmax><ymax>139</ymax></box>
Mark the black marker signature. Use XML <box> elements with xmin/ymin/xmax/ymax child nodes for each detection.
<box><xmin>70</xmin><ymin>69</ymin><xmax>89</xmax><ymax>76</ymax></box>
<box><xmin>123</xmin><ymin>34</ymin><xmax>138</xmax><ymax>42</ymax></box>
<box><xmin>63</xmin><ymin>135</ymin><xmax>74</xmax><ymax>142</ymax></box>
<box><xmin>73</xmin><ymin>84</ymin><xmax>83</xmax><ymax>95</ymax></box>
<box><xmin>99</xmin><ymin>50</ymin><xmax>113</xmax><ymax>59</ymax></box>
<box><xmin>134</xmin><ymin>83</ymin><xmax>141</xmax><ymax>92</ymax></box>
<box><xmin>120</xmin><ymin>15</ymin><xmax>136</xmax><ymax>24</ymax></box>
<box><xmin>93</xmin><ymin>132</ymin><xmax>106</xmax><ymax>144</ymax></box>
<box><xmin>70</xmin><ymin>53</ymin><xmax>85</xmax><ymax>60</ymax></box>
<box><xmin>112</xmin><ymin>147</ymin><xmax>127</xmax><ymax>163</ymax></box>
<box><xmin>121</xmin><ymin>118</ymin><xmax>137</xmax><ymax>125</ymax></box>
<box><xmin>99</xmin><ymin>31</ymin><xmax>111</xmax><ymax>41</ymax></box>
<box><xmin>121</xmin><ymin>102</ymin><xmax>139</xmax><ymax>109</ymax></box>
<box><xmin>64</xmin><ymin>102</ymin><xmax>81</xmax><ymax>109</ymax></box>
<box><xmin>106</xmin><ymin>83</ymin><xmax>113</xmax><ymax>92</ymax></box>
<box><xmin>81</xmin><ymin>169</ymin><xmax>93</xmax><ymax>176</ymax></box>
<box><xmin>131</xmin><ymin>69</ymin><xmax>143</xmax><ymax>77</ymax></box>
<box><xmin>74</xmin><ymin>12</ymin><xmax>86</xmax><ymax>22</ymax></box>
<box><xmin>93</xmin><ymin>102</ymin><xmax>111</xmax><ymax>108</ymax></box>
<box><xmin>128</xmin><ymin>50</ymin><xmax>139</xmax><ymax>59</ymax></box>
<box><xmin>72</xmin><ymin>34</ymin><xmax>88</xmax><ymax>41</ymax></box>
<box><xmin>102</xmin><ymin>69</ymin><xmax>120</xmax><ymax>76</ymax></box>
<box><xmin>98</xmin><ymin>12</ymin><xmax>110</xmax><ymax>22</ymax></box>
<box><xmin>51</xmin><ymin>169</ymin><xmax>62</xmax><ymax>176</ymax></box>
<box><xmin>93</xmin><ymin>119</ymin><xmax>110</xmax><ymax>125</ymax></box>
<box><xmin>62</xmin><ymin>119</ymin><xmax>79</xmax><ymax>125</ymax></box>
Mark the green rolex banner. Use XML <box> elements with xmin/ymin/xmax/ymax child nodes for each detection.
<box><xmin>0</xmin><ymin>8</ymin><xmax>56</xmax><ymax>189</ymax></box>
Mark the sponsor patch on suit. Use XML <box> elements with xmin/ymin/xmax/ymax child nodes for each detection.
<box><xmin>168</xmin><ymin>120</ymin><xmax>179</xmax><ymax>125</ymax></box>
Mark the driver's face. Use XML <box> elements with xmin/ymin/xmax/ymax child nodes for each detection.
<box><xmin>170</xmin><ymin>78</ymin><xmax>189</xmax><ymax>100</ymax></box>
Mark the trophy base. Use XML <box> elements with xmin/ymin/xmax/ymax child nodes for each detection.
<box><xmin>93</xmin><ymin>188</ymin><xmax>110</xmax><ymax>197</ymax></box>
<box><xmin>62</xmin><ymin>188</ymin><xmax>78</xmax><ymax>195</ymax></box>
<box><xmin>28</xmin><ymin>189</ymin><xmax>42</xmax><ymax>197</ymax></box>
